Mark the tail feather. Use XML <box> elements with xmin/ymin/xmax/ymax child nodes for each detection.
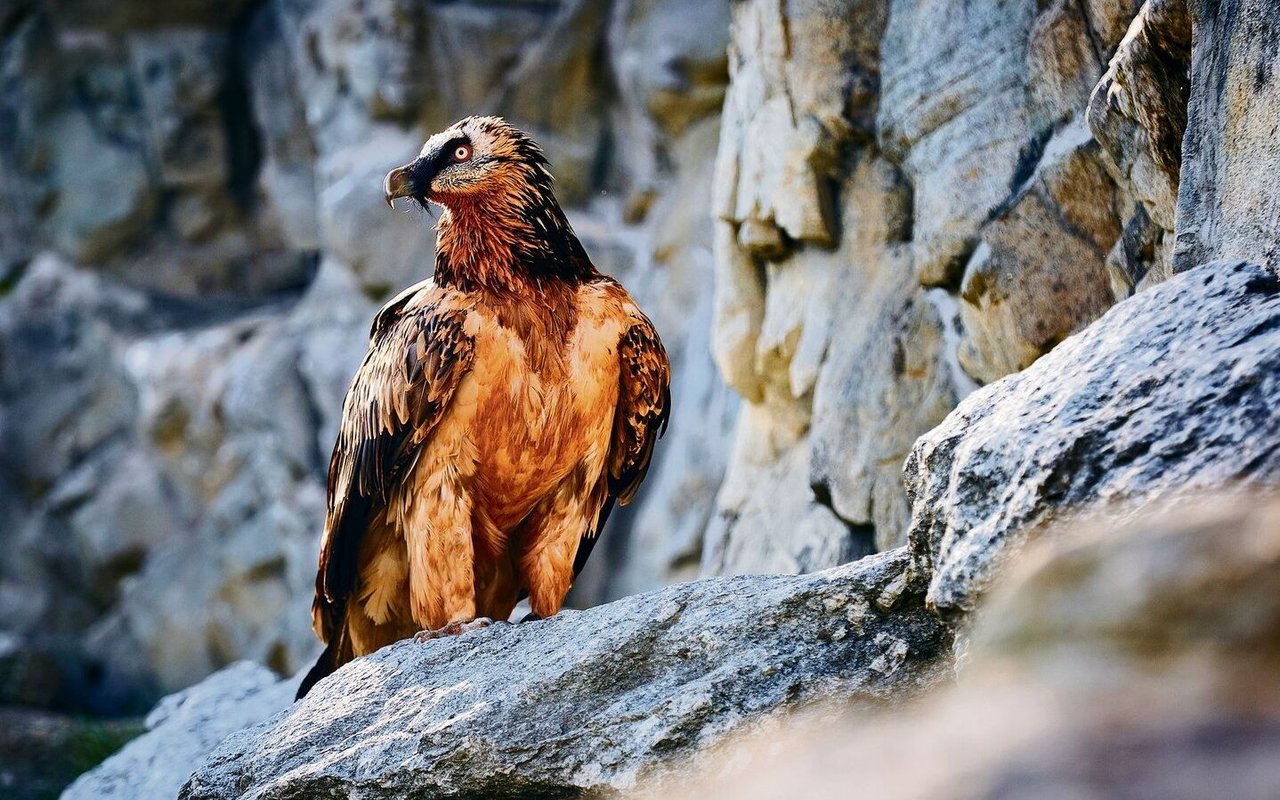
<box><xmin>296</xmin><ymin>601</ymin><xmax>351</xmax><ymax>701</ymax></box>
<box><xmin>296</xmin><ymin>640</ymin><xmax>338</xmax><ymax>700</ymax></box>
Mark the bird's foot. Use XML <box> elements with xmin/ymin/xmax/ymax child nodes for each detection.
<box><xmin>413</xmin><ymin>617</ymin><xmax>502</xmax><ymax>642</ymax></box>
<box><xmin>518</xmin><ymin>612</ymin><xmax>543</xmax><ymax>624</ymax></box>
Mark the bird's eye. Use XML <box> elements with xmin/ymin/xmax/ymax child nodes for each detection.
<box><xmin>453</xmin><ymin>144</ymin><xmax>472</xmax><ymax>162</ymax></box>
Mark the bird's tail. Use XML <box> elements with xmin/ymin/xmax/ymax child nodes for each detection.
<box><xmin>296</xmin><ymin>640</ymin><xmax>338</xmax><ymax>700</ymax></box>
<box><xmin>296</xmin><ymin>602</ymin><xmax>352</xmax><ymax>700</ymax></box>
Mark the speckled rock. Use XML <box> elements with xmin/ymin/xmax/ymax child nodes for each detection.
<box><xmin>180</xmin><ymin>548</ymin><xmax>952</xmax><ymax>800</ymax></box>
<box><xmin>905</xmin><ymin>261</ymin><xmax>1280</xmax><ymax>615</ymax></box>
<box><xmin>643</xmin><ymin>495</ymin><xmax>1280</xmax><ymax>800</ymax></box>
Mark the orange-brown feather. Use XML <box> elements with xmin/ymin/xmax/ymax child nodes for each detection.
<box><xmin>300</xmin><ymin>118</ymin><xmax>670</xmax><ymax>700</ymax></box>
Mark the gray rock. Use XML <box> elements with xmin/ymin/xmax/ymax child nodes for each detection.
<box><xmin>315</xmin><ymin>125</ymin><xmax>439</xmax><ymax>294</ymax></box>
<box><xmin>610</xmin><ymin>0</ymin><xmax>729</xmax><ymax>137</ymax></box>
<box><xmin>1087</xmin><ymin>0</ymin><xmax>1190</xmax><ymax>295</ymax></box>
<box><xmin>878</xmin><ymin>0</ymin><xmax>1037</xmax><ymax>286</ymax></box>
<box><xmin>62</xmin><ymin>662</ymin><xmax>296</xmax><ymax>800</ymax></box>
<box><xmin>905</xmin><ymin>260</ymin><xmax>1280</xmax><ymax>615</ymax></box>
<box><xmin>957</xmin><ymin>120</ymin><xmax>1119</xmax><ymax>383</ymax></box>
<box><xmin>810</xmin><ymin>262</ymin><xmax>961</xmax><ymax>551</ymax></box>
<box><xmin>42</xmin><ymin>0</ymin><xmax>253</xmax><ymax>31</ymax></box>
<box><xmin>241</xmin><ymin>4</ymin><xmax>320</xmax><ymax>252</ymax></box>
<box><xmin>128</xmin><ymin>30</ymin><xmax>228</xmax><ymax>189</ymax></box>
<box><xmin>46</xmin><ymin>111</ymin><xmax>156</xmax><ymax>263</ymax></box>
<box><xmin>1174</xmin><ymin>0</ymin><xmax>1280</xmax><ymax>273</ymax></box>
<box><xmin>1026</xmin><ymin>0</ymin><xmax>1107</xmax><ymax>129</ymax></box>
<box><xmin>108</xmin><ymin>261</ymin><xmax>372</xmax><ymax>691</ymax></box>
<box><xmin>647</xmin><ymin>495</ymin><xmax>1280</xmax><ymax>800</ymax></box>
<box><xmin>180</xmin><ymin>548</ymin><xmax>952</xmax><ymax>800</ymax></box>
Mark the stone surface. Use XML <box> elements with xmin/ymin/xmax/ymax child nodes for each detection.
<box><xmin>810</xmin><ymin>266</ymin><xmax>960</xmax><ymax>550</ymax></box>
<box><xmin>712</xmin><ymin>0</ymin><xmax>887</xmax><ymax>401</ymax></box>
<box><xmin>906</xmin><ymin>261</ymin><xmax>1280</xmax><ymax>615</ymax></box>
<box><xmin>315</xmin><ymin>125</ymin><xmax>438</xmax><ymax>293</ymax></box>
<box><xmin>707</xmin><ymin>4</ymin><xmax>969</xmax><ymax>567</ymax></box>
<box><xmin>46</xmin><ymin>111</ymin><xmax>157</xmax><ymax>264</ymax></box>
<box><xmin>0</xmin><ymin>255</ymin><xmax>370</xmax><ymax>712</ymax></box>
<box><xmin>878</xmin><ymin>0</ymin><xmax>1037</xmax><ymax>286</ymax></box>
<box><xmin>957</xmin><ymin>120</ymin><xmax>1119</xmax><ymax>383</ymax></box>
<box><xmin>63</xmin><ymin>662</ymin><xmax>296</xmax><ymax>800</ymax></box>
<box><xmin>1088</xmin><ymin>0</ymin><xmax>1191</xmax><ymax>295</ymax></box>
<box><xmin>180</xmin><ymin>549</ymin><xmax>952</xmax><ymax>800</ymax></box>
<box><xmin>1174</xmin><ymin>0</ymin><xmax>1280</xmax><ymax>273</ymax></box>
<box><xmin>644</xmin><ymin>495</ymin><xmax>1280</xmax><ymax>800</ymax></box>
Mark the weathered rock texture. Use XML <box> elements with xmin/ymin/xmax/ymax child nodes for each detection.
<box><xmin>67</xmin><ymin>550</ymin><xmax>951</xmax><ymax>800</ymax></box>
<box><xmin>1088</xmin><ymin>0</ymin><xmax>1191</xmax><ymax>294</ymax></box>
<box><xmin>1175</xmin><ymin>0</ymin><xmax>1280</xmax><ymax>272</ymax></box>
<box><xmin>645</xmin><ymin>496</ymin><xmax>1280</xmax><ymax>800</ymax></box>
<box><xmin>702</xmin><ymin>0</ymin><xmax>1174</xmax><ymax>570</ymax></box>
<box><xmin>906</xmin><ymin>261</ymin><xmax>1280</xmax><ymax>615</ymax></box>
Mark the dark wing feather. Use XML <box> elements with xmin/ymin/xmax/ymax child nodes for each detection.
<box><xmin>573</xmin><ymin>313</ymin><xmax>670</xmax><ymax>578</ymax></box>
<box><xmin>608</xmin><ymin>317</ymin><xmax>671</xmax><ymax>503</ymax></box>
<box><xmin>311</xmin><ymin>285</ymin><xmax>475</xmax><ymax>642</ymax></box>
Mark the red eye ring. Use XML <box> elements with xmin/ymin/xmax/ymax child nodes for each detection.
<box><xmin>453</xmin><ymin>144</ymin><xmax>472</xmax><ymax>162</ymax></box>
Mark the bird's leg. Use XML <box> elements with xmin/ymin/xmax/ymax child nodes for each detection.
<box><xmin>518</xmin><ymin>612</ymin><xmax>542</xmax><ymax>624</ymax></box>
<box><xmin>518</xmin><ymin>476</ymin><xmax>604</xmax><ymax>620</ymax></box>
<box><xmin>413</xmin><ymin>617</ymin><xmax>506</xmax><ymax>642</ymax></box>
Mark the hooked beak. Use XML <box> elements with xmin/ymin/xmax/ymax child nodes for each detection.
<box><xmin>383</xmin><ymin>163</ymin><xmax>417</xmax><ymax>209</ymax></box>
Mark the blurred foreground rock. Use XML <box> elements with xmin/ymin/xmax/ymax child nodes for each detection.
<box><xmin>647</xmin><ymin>495</ymin><xmax>1280</xmax><ymax>800</ymax></box>
<box><xmin>72</xmin><ymin>550</ymin><xmax>952</xmax><ymax>800</ymax></box>
<box><xmin>906</xmin><ymin>260</ymin><xmax>1280</xmax><ymax>615</ymax></box>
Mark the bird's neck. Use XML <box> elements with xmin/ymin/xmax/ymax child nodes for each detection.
<box><xmin>432</xmin><ymin>193</ymin><xmax>597</xmax><ymax>294</ymax></box>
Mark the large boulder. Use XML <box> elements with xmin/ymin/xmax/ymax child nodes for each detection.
<box><xmin>905</xmin><ymin>260</ymin><xmax>1280</xmax><ymax>615</ymax></box>
<box><xmin>645</xmin><ymin>495</ymin><xmax>1280</xmax><ymax>800</ymax></box>
<box><xmin>179</xmin><ymin>548</ymin><xmax>952</xmax><ymax>799</ymax></box>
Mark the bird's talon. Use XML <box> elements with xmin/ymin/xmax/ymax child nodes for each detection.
<box><xmin>413</xmin><ymin>617</ymin><xmax>500</xmax><ymax>642</ymax></box>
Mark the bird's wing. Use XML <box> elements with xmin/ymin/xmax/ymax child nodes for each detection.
<box><xmin>312</xmin><ymin>282</ymin><xmax>475</xmax><ymax>641</ymax></box>
<box><xmin>573</xmin><ymin>306</ymin><xmax>671</xmax><ymax>577</ymax></box>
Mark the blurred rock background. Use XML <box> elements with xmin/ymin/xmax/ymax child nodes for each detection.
<box><xmin>3</xmin><ymin>0</ymin><xmax>1278</xmax><ymax>790</ymax></box>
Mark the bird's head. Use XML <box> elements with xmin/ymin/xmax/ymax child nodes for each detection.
<box><xmin>383</xmin><ymin>116</ymin><xmax>551</xmax><ymax>211</ymax></box>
